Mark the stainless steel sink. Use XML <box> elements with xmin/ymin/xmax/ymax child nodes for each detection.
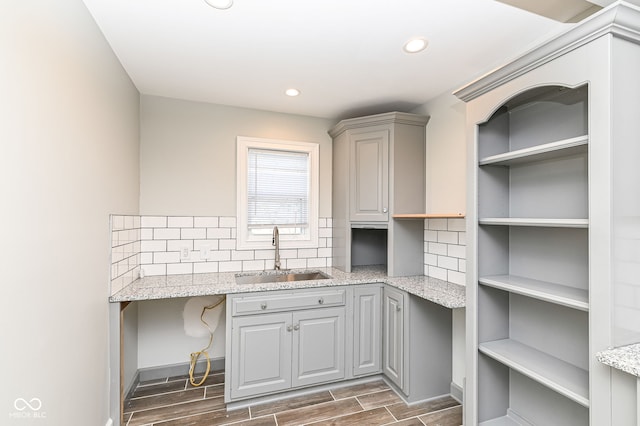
<box><xmin>235</xmin><ymin>270</ymin><xmax>332</xmax><ymax>285</ymax></box>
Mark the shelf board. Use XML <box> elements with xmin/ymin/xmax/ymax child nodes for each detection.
<box><xmin>479</xmin><ymin>218</ymin><xmax>588</xmax><ymax>228</ymax></box>
<box><xmin>479</xmin><ymin>135</ymin><xmax>588</xmax><ymax>166</ymax></box>
<box><xmin>479</xmin><ymin>339</ymin><xmax>589</xmax><ymax>408</ymax></box>
<box><xmin>479</xmin><ymin>275</ymin><xmax>588</xmax><ymax>311</ymax></box>
<box><xmin>392</xmin><ymin>213</ymin><xmax>465</xmax><ymax>219</ymax></box>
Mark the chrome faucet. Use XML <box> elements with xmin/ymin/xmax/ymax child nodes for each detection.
<box><xmin>272</xmin><ymin>226</ymin><xmax>281</xmax><ymax>270</ymax></box>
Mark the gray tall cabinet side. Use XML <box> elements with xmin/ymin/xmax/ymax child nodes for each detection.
<box><xmin>454</xmin><ymin>3</ymin><xmax>640</xmax><ymax>425</ymax></box>
<box><xmin>329</xmin><ymin>112</ymin><xmax>430</xmax><ymax>276</ymax></box>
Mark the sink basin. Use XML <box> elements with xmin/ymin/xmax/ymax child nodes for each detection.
<box><xmin>235</xmin><ymin>270</ymin><xmax>332</xmax><ymax>285</ymax></box>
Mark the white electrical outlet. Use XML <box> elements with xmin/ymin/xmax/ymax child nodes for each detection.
<box><xmin>180</xmin><ymin>246</ymin><xmax>190</xmax><ymax>260</ymax></box>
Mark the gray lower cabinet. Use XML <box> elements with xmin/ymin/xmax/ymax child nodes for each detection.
<box><xmin>382</xmin><ymin>285</ymin><xmax>453</xmax><ymax>404</ymax></box>
<box><xmin>353</xmin><ymin>284</ymin><xmax>382</xmax><ymax>376</ymax></box>
<box><xmin>226</xmin><ymin>288</ymin><xmax>346</xmax><ymax>401</ymax></box>
<box><xmin>382</xmin><ymin>286</ymin><xmax>405</xmax><ymax>389</ymax></box>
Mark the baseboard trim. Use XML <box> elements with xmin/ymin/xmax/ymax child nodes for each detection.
<box><xmin>125</xmin><ymin>358</ymin><xmax>225</xmax><ymax>401</ymax></box>
<box><xmin>450</xmin><ymin>381</ymin><xmax>463</xmax><ymax>404</ymax></box>
<box><xmin>225</xmin><ymin>375</ymin><xmax>384</xmax><ymax>410</ymax></box>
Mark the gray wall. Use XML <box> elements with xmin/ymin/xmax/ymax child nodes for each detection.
<box><xmin>140</xmin><ymin>95</ymin><xmax>335</xmax><ymax>217</ymax></box>
<box><xmin>0</xmin><ymin>1</ymin><xmax>140</xmax><ymax>424</ymax></box>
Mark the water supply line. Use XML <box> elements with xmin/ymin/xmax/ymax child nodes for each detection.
<box><xmin>188</xmin><ymin>295</ymin><xmax>226</xmax><ymax>387</ymax></box>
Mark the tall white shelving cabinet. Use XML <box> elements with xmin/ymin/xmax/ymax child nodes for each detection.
<box><xmin>455</xmin><ymin>2</ymin><xmax>640</xmax><ymax>425</ymax></box>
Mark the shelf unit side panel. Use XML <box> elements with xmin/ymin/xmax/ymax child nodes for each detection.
<box><xmin>478</xmin><ymin>109</ymin><xmax>510</xmax><ymax>160</ymax></box>
<box><xmin>478</xmin><ymin>166</ymin><xmax>510</xmax><ymax>218</ymax></box>
<box><xmin>478</xmin><ymin>285</ymin><xmax>510</xmax><ymax>344</ymax></box>
<box><xmin>509</xmin><ymin>154</ymin><xmax>588</xmax><ymax>219</ymax></box>
<box><xmin>510</xmin><ymin>370</ymin><xmax>589</xmax><ymax>425</ymax></box>
<box><xmin>510</xmin><ymin>294</ymin><xmax>589</xmax><ymax>370</ymax></box>
<box><xmin>391</xmin><ymin>124</ymin><xmax>426</xmax><ymax>215</ymax></box>
<box><xmin>478</xmin><ymin>225</ymin><xmax>510</xmax><ymax>277</ymax></box>
<box><xmin>509</xmin><ymin>227</ymin><xmax>589</xmax><ymax>291</ymax></box>
<box><xmin>611</xmin><ymin>37</ymin><xmax>640</xmax><ymax>347</ymax></box>
<box><xmin>478</xmin><ymin>353</ymin><xmax>510</xmax><ymax>423</ymax></box>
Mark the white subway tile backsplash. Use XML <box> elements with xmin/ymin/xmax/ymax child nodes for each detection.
<box><xmin>438</xmin><ymin>255</ymin><xmax>459</xmax><ymax>271</ymax></box>
<box><xmin>154</xmin><ymin>228</ymin><xmax>181</xmax><ymax>240</ymax></box>
<box><xmin>437</xmin><ymin>231</ymin><xmax>458</xmax><ymax>244</ymax></box>
<box><xmin>428</xmin><ymin>242</ymin><xmax>447</xmax><ymax>256</ymax></box>
<box><xmin>219</xmin><ymin>261</ymin><xmax>242</xmax><ymax>272</ymax></box>
<box><xmin>141</xmin><ymin>240</ymin><xmax>167</xmax><ymax>252</ymax></box>
<box><xmin>142</xmin><ymin>264</ymin><xmax>166</xmax><ymax>276</ymax></box>
<box><xmin>232</xmin><ymin>250</ymin><xmax>254</xmax><ymax>261</ymax></box>
<box><xmin>194</xmin><ymin>262</ymin><xmax>219</xmax><ymax>274</ymax></box>
<box><xmin>195</xmin><ymin>216</ymin><xmax>219</xmax><ymax>228</ymax></box>
<box><xmin>168</xmin><ymin>216</ymin><xmax>194</xmax><ymax>228</ymax></box>
<box><xmin>447</xmin><ymin>218</ymin><xmax>466</xmax><ymax>232</ymax></box>
<box><xmin>210</xmin><ymin>250</ymin><xmax>231</xmax><ymax>262</ymax></box>
<box><xmin>448</xmin><ymin>244</ymin><xmax>466</xmax><ymax>259</ymax></box>
<box><xmin>424</xmin><ymin>218</ymin><xmax>466</xmax><ymax>285</ymax></box>
<box><xmin>219</xmin><ymin>239</ymin><xmax>236</xmax><ymax>250</ymax></box>
<box><xmin>448</xmin><ymin>270</ymin><xmax>465</xmax><ymax>286</ymax></box>
<box><xmin>154</xmin><ymin>251</ymin><xmax>181</xmax><ymax>264</ymax></box>
<box><xmin>242</xmin><ymin>260</ymin><xmax>265</xmax><ymax>271</ymax></box>
<box><xmin>141</xmin><ymin>216</ymin><xmax>167</xmax><ymax>228</ymax></box>
<box><xmin>319</xmin><ymin>227</ymin><xmax>333</xmax><ymax>238</ymax></box>
<box><xmin>286</xmin><ymin>258</ymin><xmax>307</xmax><ymax>269</ymax></box>
<box><xmin>298</xmin><ymin>248</ymin><xmax>318</xmax><ymax>258</ymax></box>
<box><xmin>307</xmin><ymin>257</ymin><xmax>327</xmax><ymax>268</ymax></box>
<box><xmin>254</xmin><ymin>249</ymin><xmax>276</xmax><ymax>260</ymax></box>
<box><xmin>219</xmin><ymin>216</ymin><xmax>236</xmax><ymax>228</ymax></box>
<box><xmin>181</xmin><ymin>228</ymin><xmax>206</xmax><ymax>239</ymax></box>
<box><xmin>319</xmin><ymin>218</ymin><xmax>327</xmax><ymax>228</ymax></box>
<box><xmin>167</xmin><ymin>263</ymin><xmax>193</xmax><ymax>275</ymax></box>
<box><xmin>208</xmin><ymin>228</ymin><xmax>231</xmax><ymax>239</ymax></box>
<box><xmin>428</xmin><ymin>265</ymin><xmax>448</xmax><ymax>280</ymax></box>
<box><xmin>427</xmin><ymin>218</ymin><xmax>448</xmax><ymax>231</ymax></box>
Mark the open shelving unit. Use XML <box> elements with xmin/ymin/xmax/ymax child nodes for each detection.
<box><xmin>474</xmin><ymin>84</ymin><xmax>590</xmax><ymax>425</ymax></box>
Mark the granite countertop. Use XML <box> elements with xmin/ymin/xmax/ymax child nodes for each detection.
<box><xmin>596</xmin><ymin>343</ymin><xmax>640</xmax><ymax>378</ymax></box>
<box><xmin>109</xmin><ymin>265</ymin><xmax>466</xmax><ymax>309</ymax></box>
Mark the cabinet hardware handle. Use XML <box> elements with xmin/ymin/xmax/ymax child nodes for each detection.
<box><xmin>287</xmin><ymin>325</ymin><xmax>293</xmax><ymax>332</ymax></box>
<box><xmin>383</xmin><ymin>207</ymin><xmax>388</xmax><ymax>213</ymax></box>
<box><xmin>261</xmin><ymin>303</ymin><xmax>267</xmax><ymax>310</ymax></box>
<box><xmin>396</xmin><ymin>306</ymin><xmax>401</xmax><ymax>311</ymax></box>
<box><xmin>293</xmin><ymin>324</ymin><xmax>300</xmax><ymax>331</ymax></box>
<box><xmin>318</xmin><ymin>297</ymin><xmax>324</xmax><ymax>304</ymax></box>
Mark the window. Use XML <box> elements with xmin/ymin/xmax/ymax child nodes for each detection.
<box><xmin>237</xmin><ymin>136</ymin><xmax>319</xmax><ymax>249</ymax></box>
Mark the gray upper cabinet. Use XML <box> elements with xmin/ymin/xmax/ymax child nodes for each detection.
<box><xmin>349</xmin><ymin>129</ymin><xmax>389</xmax><ymax>222</ymax></box>
<box><xmin>455</xmin><ymin>3</ymin><xmax>640</xmax><ymax>425</ymax></box>
<box><xmin>330</xmin><ymin>112</ymin><xmax>429</xmax><ymax>275</ymax></box>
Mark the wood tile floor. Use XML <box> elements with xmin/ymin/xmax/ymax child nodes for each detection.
<box><xmin>123</xmin><ymin>370</ymin><xmax>462</xmax><ymax>426</ymax></box>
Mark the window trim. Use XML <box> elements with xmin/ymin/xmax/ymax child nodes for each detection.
<box><xmin>236</xmin><ymin>136</ymin><xmax>319</xmax><ymax>250</ymax></box>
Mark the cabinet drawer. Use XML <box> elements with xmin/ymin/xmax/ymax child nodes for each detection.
<box><xmin>232</xmin><ymin>289</ymin><xmax>346</xmax><ymax>316</ymax></box>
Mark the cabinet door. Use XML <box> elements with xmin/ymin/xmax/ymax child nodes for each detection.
<box><xmin>230</xmin><ymin>313</ymin><xmax>292</xmax><ymax>399</ymax></box>
<box><xmin>383</xmin><ymin>286</ymin><xmax>405</xmax><ymax>390</ymax></box>
<box><xmin>353</xmin><ymin>285</ymin><xmax>382</xmax><ymax>376</ymax></box>
<box><xmin>292</xmin><ymin>307</ymin><xmax>345</xmax><ymax>388</ymax></box>
<box><xmin>349</xmin><ymin>129</ymin><xmax>389</xmax><ymax>222</ymax></box>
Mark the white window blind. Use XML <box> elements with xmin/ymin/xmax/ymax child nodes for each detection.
<box><xmin>247</xmin><ymin>148</ymin><xmax>310</xmax><ymax>236</ymax></box>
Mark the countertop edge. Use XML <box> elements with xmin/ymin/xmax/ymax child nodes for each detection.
<box><xmin>109</xmin><ymin>267</ymin><xmax>466</xmax><ymax>309</ymax></box>
<box><xmin>596</xmin><ymin>343</ymin><xmax>640</xmax><ymax>378</ymax></box>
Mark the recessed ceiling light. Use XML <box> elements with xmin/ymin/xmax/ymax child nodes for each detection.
<box><xmin>205</xmin><ymin>0</ymin><xmax>233</xmax><ymax>9</ymax></box>
<box><xmin>403</xmin><ymin>37</ymin><xmax>429</xmax><ymax>54</ymax></box>
<box><xmin>285</xmin><ymin>88</ymin><xmax>300</xmax><ymax>97</ymax></box>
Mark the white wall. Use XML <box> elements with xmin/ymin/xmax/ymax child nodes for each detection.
<box><xmin>413</xmin><ymin>92</ymin><xmax>467</xmax><ymax>214</ymax></box>
<box><xmin>0</xmin><ymin>1</ymin><xmax>139</xmax><ymax>424</ymax></box>
<box><xmin>140</xmin><ymin>95</ymin><xmax>335</xmax><ymax>217</ymax></box>
<box><xmin>413</xmin><ymin>91</ymin><xmax>468</xmax><ymax>390</ymax></box>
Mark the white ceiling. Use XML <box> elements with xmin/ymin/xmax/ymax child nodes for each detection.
<box><xmin>82</xmin><ymin>0</ymin><xmax>605</xmax><ymax>120</ymax></box>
